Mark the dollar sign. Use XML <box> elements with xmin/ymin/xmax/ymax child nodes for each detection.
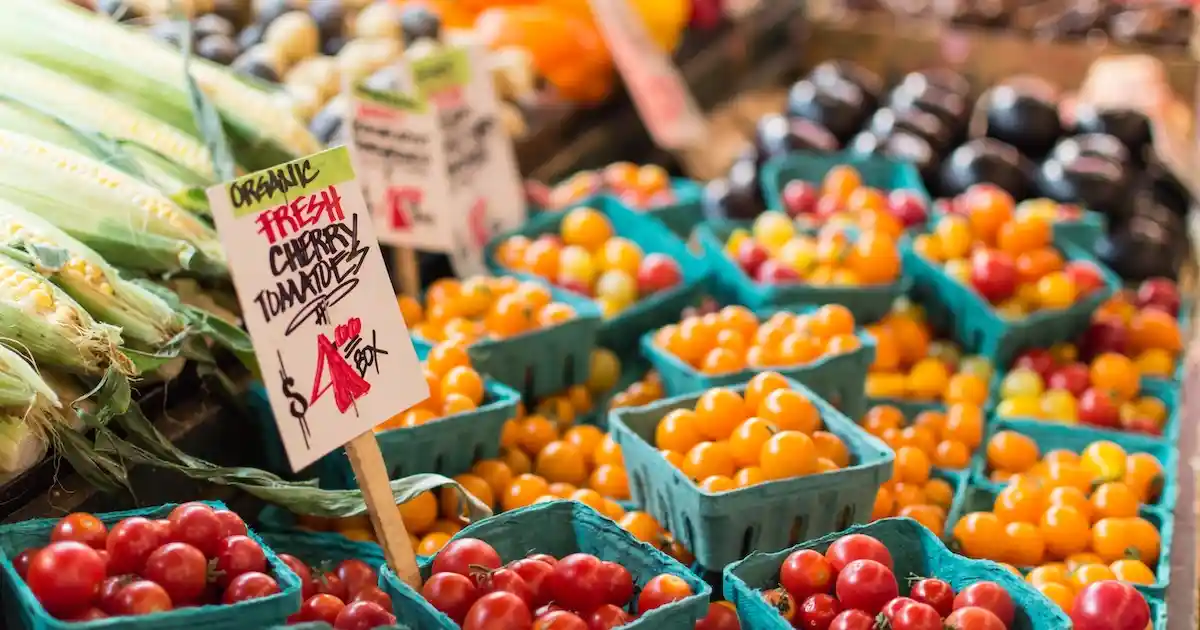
<box><xmin>278</xmin><ymin>351</ymin><xmax>311</xmax><ymax>448</ymax></box>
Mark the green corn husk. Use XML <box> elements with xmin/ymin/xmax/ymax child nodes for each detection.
<box><xmin>0</xmin><ymin>199</ymin><xmax>187</xmax><ymax>349</ymax></box>
<box><xmin>0</xmin><ymin>251</ymin><xmax>132</xmax><ymax>377</ymax></box>
<box><xmin>0</xmin><ymin>414</ymin><xmax>47</xmax><ymax>476</ymax></box>
<box><xmin>1</xmin><ymin>0</ymin><xmax>321</xmax><ymax>170</ymax></box>
<box><xmin>0</xmin><ymin>128</ymin><xmax>227</xmax><ymax>276</ymax></box>
<box><xmin>0</xmin><ymin>343</ymin><xmax>60</xmax><ymax>414</ymax></box>
<box><xmin>0</xmin><ymin>98</ymin><xmax>214</xmax><ymax>217</ymax></box>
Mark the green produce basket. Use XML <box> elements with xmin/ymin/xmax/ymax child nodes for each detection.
<box><xmin>484</xmin><ymin>196</ymin><xmax>708</xmax><ymax>356</ymax></box>
<box><xmin>904</xmin><ymin>240</ymin><xmax>1120</xmax><ymax>368</ymax></box>
<box><xmin>641</xmin><ymin>307</ymin><xmax>875</xmax><ymax>419</ymax></box>
<box><xmin>538</xmin><ymin>177</ymin><xmax>704</xmax><ymax>240</ymax></box>
<box><xmin>760</xmin><ymin>151</ymin><xmax>931</xmax><ymax>219</ymax></box>
<box><xmin>968</xmin><ymin>418</ymin><xmax>1178</xmax><ymax>513</ymax></box>
<box><xmin>946</xmin><ymin>484</ymin><xmax>1173</xmax><ymax>598</ymax></box>
<box><xmin>381</xmin><ymin>501</ymin><xmax>710</xmax><ymax>629</ymax></box>
<box><xmin>608</xmin><ymin>377</ymin><xmax>893</xmax><ymax>569</ymax></box>
<box><xmin>0</xmin><ymin>501</ymin><xmax>302</xmax><ymax>630</ymax></box>
<box><xmin>1051</xmin><ymin>211</ymin><xmax>1107</xmax><ymax>254</ymax></box>
<box><xmin>258</xmin><ymin>530</ymin><xmax>388</xmax><ymax>585</ymax></box>
<box><xmin>723</xmin><ymin>517</ymin><xmax>1071</xmax><ymax>630</ymax></box>
<box><xmin>696</xmin><ymin>221</ymin><xmax>910</xmax><ymax>321</ymax></box>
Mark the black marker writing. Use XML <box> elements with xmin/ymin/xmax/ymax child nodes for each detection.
<box><xmin>230</xmin><ymin>159</ymin><xmax>320</xmax><ymax>209</ymax></box>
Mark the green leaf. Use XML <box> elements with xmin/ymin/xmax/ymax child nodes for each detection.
<box><xmin>179</xmin><ymin>21</ymin><xmax>237</xmax><ymax>182</ymax></box>
<box><xmin>25</xmin><ymin>243</ymin><xmax>70</xmax><ymax>271</ymax></box>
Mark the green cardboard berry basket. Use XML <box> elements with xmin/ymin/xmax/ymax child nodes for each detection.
<box><xmin>903</xmin><ymin>240</ymin><xmax>1120</xmax><ymax>368</ymax></box>
<box><xmin>945</xmin><ymin>483</ymin><xmax>1173</xmax><ymax>598</ymax></box>
<box><xmin>1051</xmin><ymin>211</ymin><xmax>1107</xmax><ymax>254</ymax></box>
<box><xmin>536</xmin><ymin>177</ymin><xmax>705</xmax><ymax>240</ymax></box>
<box><xmin>0</xmin><ymin>501</ymin><xmax>302</xmax><ymax>630</ymax></box>
<box><xmin>760</xmin><ymin>151</ymin><xmax>931</xmax><ymax>220</ymax></box>
<box><xmin>258</xmin><ymin>530</ymin><xmax>388</xmax><ymax>586</ymax></box>
<box><xmin>641</xmin><ymin>308</ymin><xmax>875</xmax><ymax>420</ymax></box>
<box><xmin>381</xmin><ymin>501</ymin><xmax>711</xmax><ymax>629</ymax></box>
<box><xmin>484</xmin><ymin>196</ymin><xmax>708</xmax><ymax>356</ymax></box>
<box><xmin>967</xmin><ymin>418</ymin><xmax>1178</xmax><ymax>513</ymax></box>
<box><xmin>695</xmin><ymin>220</ymin><xmax>910</xmax><ymax>321</ymax></box>
<box><xmin>723</xmin><ymin>517</ymin><xmax>1071</xmax><ymax>630</ymax></box>
<box><xmin>608</xmin><ymin>377</ymin><xmax>893</xmax><ymax>569</ymax></box>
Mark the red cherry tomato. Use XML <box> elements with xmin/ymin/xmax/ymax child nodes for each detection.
<box><xmin>432</xmin><ymin>538</ymin><xmax>502</xmax><ymax>577</ymax></box>
<box><xmin>762</xmin><ymin>587</ymin><xmax>797</xmax><ymax>622</ymax></box>
<box><xmin>213</xmin><ymin>510</ymin><xmax>248</xmax><ymax>539</ymax></box>
<box><xmin>1071</xmin><ymin>580</ymin><xmax>1150</xmax><ymax>630</ymax></box>
<box><xmin>353</xmin><ymin>585</ymin><xmax>392</xmax><ymax>610</ymax></box>
<box><xmin>970</xmin><ymin>250</ymin><xmax>1018</xmax><ymax>304</ymax></box>
<box><xmin>13</xmin><ymin>547</ymin><xmax>37</xmax><ymax>580</ymax></box>
<box><xmin>535</xmin><ymin>604</ymin><xmax>567</xmax><ymax>617</ymax></box>
<box><xmin>222</xmin><ymin>571</ymin><xmax>281</xmax><ymax>604</ymax></box>
<box><xmin>475</xmin><ymin>567</ymin><xmax>534</xmax><ymax>606</ymax></box>
<box><xmin>317</xmin><ymin>571</ymin><xmax>349</xmax><ymax>601</ymax></box>
<box><xmin>167</xmin><ymin>504</ymin><xmax>222</xmax><ymax>557</ymax></box>
<box><xmin>781</xmin><ymin>549</ymin><xmax>835</xmax><ymax>602</ymax></box>
<box><xmin>528</xmin><ymin>553</ymin><xmax>558</xmax><ymax>566</ymax></box>
<box><xmin>695</xmin><ymin>602</ymin><xmax>741</xmax><ymax>630</ymax></box>
<box><xmin>882</xmin><ymin>597</ymin><xmax>916</xmax><ymax>621</ymax></box>
<box><xmin>277</xmin><ymin>554</ymin><xmax>315</xmax><ymax>600</ymax></box>
<box><xmin>335</xmin><ymin>559</ymin><xmax>378</xmax><ymax>599</ymax></box>
<box><xmin>637</xmin><ymin>254</ymin><xmax>683</xmax><ymax>296</ymax></box>
<box><xmin>422</xmin><ymin>572</ymin><xmax>480</xmax><ymax>623</ymax></box>
<box><xmin>509</xmin><ymin>558</ymin><xmax>555</xmax><ymax>608</ymax></box>
<box><xmin>26</xmin><ymin>541</ymin><xmax>106</xmax><ymax>617</ymax></box>
<box><xmin>114</xmin><ymin>580</ymin><xmax>173</xmax><ymax>616</ymax></box>
<box><xmin>213</xmin><ymin>535</ymin><xmax>268</xmax><ymax>587</ymax></box>
<box><xmin>105</xmin><ymin>517</ymin><xmax>163</xmax><ymax>576</ymax></box>
<box><xmin>892</xmin><ymin>601</ymin><xmax>943</xmax><ymax>630</ymax></box>
<box><xmin>50</xmin><ymin>513</ymin><xmax>108</xmax><ymax>550</ymax></box>
<box><xmin>799</xmin><ymin>593</ymin><xmax>842</xmax><ymax>630</ymax></box>
<box><xmin>98</xmin><ymin>575</ymin><xmax>136</xmax><ymax>615</ymax></box>
<box><xmin>596</xmin><ymin>561</ymin><xmax>634</xmax><ymax>605</ymax></box>
<box><xmin>834</xmin><ymin>559</ymin><xmax>899</xmax><ymax>615</ymax></box>
<box><xmin>534</xmin><ymin>610</ymin><xmax>589</xmax><ymax>630</ymax></box>
<box><xmin>334</xmin><ymin>600</ymin><xmax>396</xmax><ymax>630</ymax></box>
<box><xmin>944</xmin><ymin>606</ymin><xmax>1006</xmax><ymax>630</ymax></box>
<box><xmin>637</xmin><ymin>574</ymin><xmax>694</xmax><ymax>614</ymax></box>
<box><xmin>587</xmin><ymin>603</ymin><xmax>633</xmax><ymax>629</ymax></box>
<box><xmin>825</xmin><ymin>534</ymin><xmax>894</xmax><ymax>572</ymax></box>
<box><xmin>909</xmin><ymin>578</ymin><xmax>954</xmax><ymax>616</ymax></box>
<box><xmin>545</xmin><ymin>553</ymin><xmax>606</xmax><ymax>614</ymax></box>
<box><xmin>143</xmin><ymin>542</ymin><xmax>208</xmax><ymax>604</ymax></box>
<box><xmin>463</xmin><ymin>591</ymin><xmax>534</xmax><ymax>630</ymax></box>
<box><xmin>829</xmin><ymin>609</ymin><xmax>876</xmax><ymax>630</ymax></box>
<box><xmin>292</xmin><ymin>593</ymin><xmax>346</xmax><ymax>624</ymax></box>
<box><xmin>953</xmin><ymin>582</ymin><xmax>1014</xmax><ymax>627</ymax></box>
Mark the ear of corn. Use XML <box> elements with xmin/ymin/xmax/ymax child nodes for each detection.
<box><xmin>0</xmin><ymin>343</ymin><xmax>60</xmax><ymax>413</ymax></box>
<box><xmin>0</xmin><ymin>251</ymin><xmax>131</xmax><ymax>377</ymax></box>
<box><xmin>0</xmin><ymin>129</ymin><xmax>227</xmax><ymax>276</ymax></box>
<box><xmin>2</xmin><ymin>0</ymin><xmax>321</xmax><ymax>170</ymax></box>
<box><xmin>0</xmin><ymin>415</ymin><xmax>47</xmax><ymax>475</ymax></box>
<box><xmin>0</xmin><ymin>54</ymin><xmax>216</xmax><ymax>179</ymax></box>
<box><xmin>0</xmin><ymin>198</ymin><xmax>186</xmax><ymax>349</ymax></box>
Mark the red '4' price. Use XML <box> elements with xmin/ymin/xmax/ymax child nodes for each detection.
<box><xmin>387</xmin><ymin>186</ymin><xmax>423</xmax><ymax>231</ymax></box>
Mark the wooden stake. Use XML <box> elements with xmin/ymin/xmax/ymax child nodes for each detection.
<box><xmin>392</xmin><ymin>248</ymin><xmax>421</xmax><ymax>298</ymax></box>
<box><xmin>344</xmin><ymin>432</ymin><xmax>422</xmax><ymax>588</ymax></box>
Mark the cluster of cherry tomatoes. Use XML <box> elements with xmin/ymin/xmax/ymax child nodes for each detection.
<box><xmin>14</xmin><ymin>505</ymin><xmax>280</xmax><ymax>621</ymax></box>
<box><xmin>419</xmin><ymin>537</ymin><xmax>696</xmax><ymax>628</ymax></box>
<box><xmin>653</xmin><ymin>371</ymin><xmax>854</xmax><ymax>490</ymax></box>
<box><xmin>653</xmin><ymin>304</ymin><xmax>863</xmax><ymax>376</ymax></box>
<box><xmin>935</xmin><ymin>188</ymin><xmax>1086</xmax><ymax>225</ymax></box>
<box><xmin>1083</xmin><ymin>277</ymin><xmax>1185</xmax><ymax>380</ymax></box>
<box><xmin>759</xmin><ymin>533</ymin><xmax>1017</xmax><ymax>630</ymax></box>
<box><xmin>726</xmin><ymin>216</ymin><xmax>902</xmax><ymax>287</ymax></box>
<box><xmin>399</xmin><ymin>276</ymin><xmax>580</xmax><ymax>345</ymax></box>
<box><xmin>546</xmin><ymin>163</ymin><xmax>678</xmax><ymax>211</ymax></box>
<box><xmin>281</xmin><ymin>556</ymin><xmax>396</xmax><ymax>628</ymax></box>
<box><xmin>916</xmin><ymin>188</ymin><xmax>1108</xmax><ymax>316</ymax></box>
<box><xmin>996</xmin><ymin>349</ymin><xmax>1168</xmax><ymax>435</ymax></box>
<box><xmin>493</xmin><ymin>207</ymin><xmax>685</xmax><ymax>319</ymax></box>
<box><xmin>608</xmin><ymin>369</ymin><xmax>666</xmax><ymax>411</ymax></box>
<box><xmin>777</xmin><ymin>166</ymin><xmax>929</xmax><ymax>231</ymax></box>
<box><xmin>376</xmin><ymin>341</ymin><xmax>489</xmax><ymax>431</ymax></box>
<box><xmin>863</xmin><ymin>299</ymin><xmax>995</xmax><ymax>403</ymax></box>
<box><xmin>957</xmin><ymin>438</ymin><xmax>1162</xmax><ymax>579</ymax></box>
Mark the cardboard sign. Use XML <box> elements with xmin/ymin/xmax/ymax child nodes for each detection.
<box><xmin>589</xmin><ymin>0</ymin><xmax>706</xmax><ymax>151</ymax></box>
<box><xmin>205</xmin><ymin>146</ymin><xmax>428</xmax><ymax>471</ymax></box>
<box><xmin>349</xmin><ymin>81</ymin><xmax>454</xmax><ymax>253</ymax></box>
<box><xmin>406</xmin><ymin>42</ymin><xmax>526</xmax><ymax>277</ymax></box>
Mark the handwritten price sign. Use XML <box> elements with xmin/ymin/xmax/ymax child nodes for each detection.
<box><xmin>206</xmin><ymin>146</ymin><xmax>428</xmax><ymax>471</ymax></box>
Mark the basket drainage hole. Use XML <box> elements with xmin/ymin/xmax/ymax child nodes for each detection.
<box><xmin>836</xmin><ymin>505</ymin><xmax>855</xmax><ymax>531</ymax></box>
<box><xmin>740</xmin><ymin>525</ymin><xmax>758</xmax><ymax>559</ymax></box>
<box><xmin>563</xmin><ymin>356</ymin><xmax>575</xmax><ymax>386</ymax></box>
<box><xmin>632</xmin><ymin>471</ymin><xmax>647</xmax><ymax>503</ymax></box>
<box><xmin>657</xmin><ymin>492</ymin><xmax>672</xmax><ymax>524</ymax></box>
<box><xmin>682</xmin><ymin>516</ymin><xmax>696</xmax><ymax>553</ymax></box>
<box><xmin>472</xmin><ymin>443</ymin><xmax>485</xmax><ymax>462</ymax></box>
<box><xmin>433</xmin><ymin>453</ymin><xmax>446</xmax><ymax>474</ymax></box>
<box><xmin>788</xmin><ymin>516</ymin><xmax>807</xmax><ymax>546</ymax></box>
<box><xmin>523</xmin><ymin>366</ymin><xmax>535</xmax><ymax>402</ymax></box>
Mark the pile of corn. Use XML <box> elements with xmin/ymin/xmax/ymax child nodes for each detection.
<box><xmin>0</xmin><ymin>0</ymin><xmax>319</xmax><ymax>477</ymax></box>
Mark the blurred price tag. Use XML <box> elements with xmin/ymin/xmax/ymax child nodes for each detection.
<box><xmin>589</xmin><ymin>0</ymin><xmax>707</xmax><ymax>152</ymax></box>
